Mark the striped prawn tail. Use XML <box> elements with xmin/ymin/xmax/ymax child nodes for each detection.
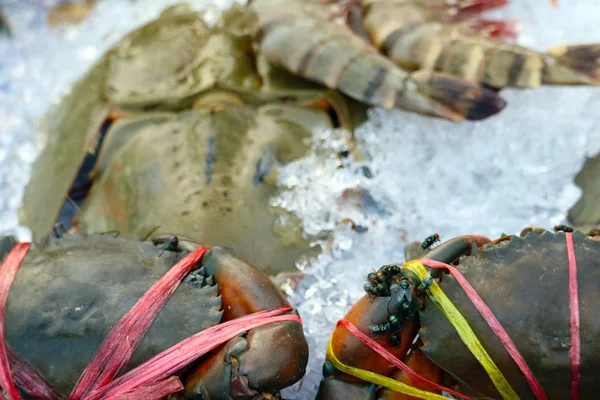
<box><xmin>249</xmin><ymin>0</ymin><xmax>506</xmax><ymax>121</ymax></box>
<box><xmin>544</xmin><ymin>44</ymin><xmax>600</xmax><ymax>85</ymax></box>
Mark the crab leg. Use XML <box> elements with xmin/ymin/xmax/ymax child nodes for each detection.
<box><xmin>248</xmin><ymin>0</ymin><xmax>506</xmax><ymax>121</ymax></box>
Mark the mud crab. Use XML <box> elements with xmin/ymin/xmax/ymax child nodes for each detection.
<box><xmin>1</xmin><ymin>231</ymin><xmax>308</xmax><ymax>399</ymax></box>
<box><xmin>317</xmin><ymin>227</ymin><xmax>600</xmax><ymax>399</ymax></box>
<box><xmin>19</xmin><ymin>0</ymin><xmax>600</xmax><ymax>274</ymax></box>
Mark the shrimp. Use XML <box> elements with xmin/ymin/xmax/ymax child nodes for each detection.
<box><xmin>362</xmin><ymin>0</ymin><xmax>600</xmax><ymax>89</ymax></box>
<box><xmin>247</xmin><ymin>0</ymin><xmax>506</xmax><ymax>121</ymax></box>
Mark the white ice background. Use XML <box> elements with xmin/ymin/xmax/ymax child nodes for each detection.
<box><xmin>1</xmin><ymin>1</ymin><xmax>600</xmax><ymax>399</ymax></box>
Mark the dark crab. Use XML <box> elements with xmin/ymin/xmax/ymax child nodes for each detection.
<box><xmin>317</xmin><ymin>227</ymin><xmax>600</xmax><ymax>399</ymax></box>
<box><xmin>2</xmin><ymin>231</ymin><xmax>308</xmax><ymax>399</ymax></box>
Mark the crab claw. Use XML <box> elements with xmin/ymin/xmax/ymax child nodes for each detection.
<box><xmin>183</xmin><ymin>318</ymin><xmax>306</xmax><ymax>399</ymax></box>
<box><xmin>315</xmin><ymin>275</ymin><xmax>448</xmax><ymax>399</ymax></box>
<box><xmin>316</xmin><ymin>233</ymin><xmax>495</xmax><ymax>400</ymax></box>
<box><xmin>181</xmin><ymin>247</ymin><xmax>308</xmax><ymax>399</ymax></box>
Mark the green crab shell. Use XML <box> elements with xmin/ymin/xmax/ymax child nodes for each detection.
<box><xmin>77</xmin><ymin>103</ymin><xmax>336</xmax><ymax>274</ymax></box>
<box><xmin>418</xmin><ymin>231</ymin><xmax>600</xmax><ymax>399</ymax></box>
<box><xmin>4</xmin><ymin>233</ymin><xmax>223</xmax><ymax>396</ymax></box>
<box><xmin>18</xmin><ymin>4</ymin><xmax>263</xmax><ymax>241</ymax></box>
<box><xmin>18</xmin><ymin>3</ymin><xmax>364</xmax><ymax>260</ymax></box>
<box><xmin>105</xmin><ymin>4</ymin><xmax>262</xmax><ymax>110</ymax></box>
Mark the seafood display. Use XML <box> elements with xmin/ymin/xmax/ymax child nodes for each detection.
<box><xmin>318</xmin><ymin>228</ymin><xmax>600</xmax><ymax>399</ymax></box>
<box><xmin>18</xmin><ymin>0</ymin><xmax>600</xmax><ymax>276</ymax></box>
<box><xmin>18</xmin><ymin>0</ymin><xmax>600</xmax><ymax>275</ymax></box>
<box><xmin>3</xmin><ymin>1</ymin><xmax>600</xmax><ymax>399</ymax></box>
<box><xmin>2</xmin><ymin>232</ymin><xmax>308</xmax><ymax>399</ymax></box>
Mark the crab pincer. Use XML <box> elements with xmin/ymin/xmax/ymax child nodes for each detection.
<box><xmin>180</xmin><ymin>247</ymin><xmax>308</xmax><ymax>399</ymax></box>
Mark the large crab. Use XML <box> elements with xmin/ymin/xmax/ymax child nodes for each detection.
<box><xmin>18</xmin><ymin>4</ymin><xmax>366</xmax><ymax>275</ymax></box>
<box><xmin>317</xmin><ymin>227</ymin><xmax>600</xmax><ymax>399</ymax></box>
<box><xmin>1</xmin><ymin>231</ymin><xmax>308</xmax><ymax>399</ymax></box>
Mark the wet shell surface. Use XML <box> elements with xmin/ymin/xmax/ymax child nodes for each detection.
<box><xmin>419</xmin><ymin>231</ymin><xmax>600</xmax><ymax>399</ymax></box>
<box><xmin>4</xmin><ymin>233</ymin><xmax>223</xmax><ymax>395</ymax></box>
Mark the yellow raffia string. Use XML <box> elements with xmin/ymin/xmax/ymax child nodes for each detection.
<box><xmin>326</xmin><ymin>335</ymin><xmax>448</xmax><ymax>400</ymax></box>
<box><xmin>403</xmin><ymin>260</ymin><xmax>519</xmax><ymax>400</ymax></box>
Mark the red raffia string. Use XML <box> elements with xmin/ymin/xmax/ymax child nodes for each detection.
<box><xmin>338</xmin><ymin>319</ymin><xmax>471</xmax><ymax>400</ymax></box>
<box><xmin>0</xmin><ymin>243</ymin><xmax>302</xmax><ymax>400</ymax></box>
<box><xmin>0</xmin><ymin>243</ymin><xmax>30</xmax><ymax>400</ymax></box>
<box><xmin>86</xmin><ymin>308</ymin><xmax>300</xmax><ymax>400</ymax></box>
<box><xmin>68</xmin><ymin>246</ymin><xmax>212</xmax><ymax>400</ymax></box>
<box><xmin>565</xmin><ymin>232</ymin><xmax>580</xmax><ymax>400</ymax></box>
<box><xmin>419</xmin><ymin>257</ymin><xmax>548</xmax><ymax>400</ymax></box>
<box><xmin>1</xmin><ymin>244</ymin><xmax>62</xmax><ymax>400</ymax></box>
<box><xmin>7</xmin><ymin>346</ymin><xmax>64</xmax><ymax>400</ymax></box>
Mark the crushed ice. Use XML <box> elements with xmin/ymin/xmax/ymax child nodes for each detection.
<box><xmin>1</xmin><ymin>1</ymin><xmax>600</xmax><ymax>399</ymax></box>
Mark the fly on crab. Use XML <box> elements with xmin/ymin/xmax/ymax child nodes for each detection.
<box><xmin>318</xmin><ymin>227</ymin><xmax>600</xmax><ymax>399</ymax></box>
